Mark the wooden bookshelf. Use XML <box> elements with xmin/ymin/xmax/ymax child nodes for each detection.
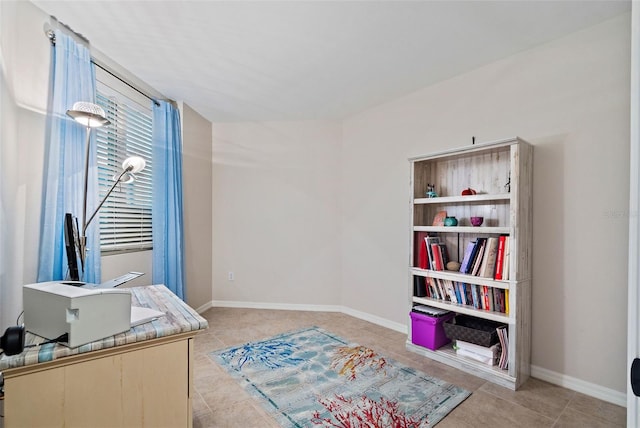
<box><xmin>407</xmin><ymin>137</ymin><xmax>532</xmax><ymax>390</ymax></box>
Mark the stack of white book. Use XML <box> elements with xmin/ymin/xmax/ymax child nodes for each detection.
<box><xmin>455</xmin><ymin>340</ymin><xmax>500</xmax><ymax>366</ymax></box>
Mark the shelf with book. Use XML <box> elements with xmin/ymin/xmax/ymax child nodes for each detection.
<box><xmin>410</xmin><ymin>268</ymin><xmax>510</xmax><ymax>290</ymax></box>
<box><xmin>412</xmin><ymin>296</ymin><xmax>510</xmax><ymax>324</ymax></box>
<box><xmin>406</xmin><ymin>342</ymin><xmax>517</xmax><ymax>388</ymax></box>
<box><xmin>407</xmin><ymin>137</ymin><xmax>532</xmax><ymax>390</ymax></box>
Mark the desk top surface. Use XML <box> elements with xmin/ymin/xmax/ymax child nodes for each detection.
<box><xmin>0</xmin><ymin>284</ymin><xmax>208</xmax><ymax>370</ymax></box>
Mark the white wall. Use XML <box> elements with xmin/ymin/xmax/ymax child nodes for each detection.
<box><xmin>340</xmin><ymin>14</ymin><xmax>630</xmax><ymax>394</ymax></box>
<box><xmin>212</xmin><ymin>121</ymin><xmax>342</xmax><ymax>307</ymax></box>
<box><xmin>211</xmin><ymin>13</ymin><xmax>630</xmax><ymax>399</ymax></box>
<box><xmin>180</xmin><ymin>102</ymin><xmax>213</xmax><ymax>311</ymax></box>
<box><xmin>0</xmin><ymin>2</ymin><xmax>212</xmax><ymax>332</ymax></box>
<box><xmin>0</xmin><ymin>0</ymin><xmax>50</xmax><ymax>331</ymax></box>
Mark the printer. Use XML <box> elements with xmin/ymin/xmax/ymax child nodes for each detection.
<box><xmin>23</xmin><ymin>281</ymin><xmax>132</xmax><ymax>348</ymax></box>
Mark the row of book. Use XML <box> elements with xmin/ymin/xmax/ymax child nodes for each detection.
<box><xmin>414</xmin><ymin>233</ymin><xmax>510</xmax><ymax>281</ymax></box>
<box><xmin>419</xmin><ymin>277</ymin><xmax>509</xmax><ymax>314</ymax></box>
<box><xmin>460</xmin><ymin>235</ymin><xmax>510</xmax><ymax>280</ymax></box>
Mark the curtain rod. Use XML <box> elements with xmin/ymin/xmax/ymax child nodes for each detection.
<box><xmin>92</xmin><ymin>61</ymin><xmax>161</xmax><ymax>107</ymax></box>
<box><xmin>45</xmin><ymin>22</ymin><xmax>161</xmax><ymax>107</ymax></box>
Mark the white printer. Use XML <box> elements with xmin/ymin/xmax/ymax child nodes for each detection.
<box><xmin>23</xmin><ymin>281</ymin><xmax>132</xmax><ymax>348</ymax></box>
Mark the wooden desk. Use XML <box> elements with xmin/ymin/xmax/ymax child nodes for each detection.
<box><xmin>0</xmin><ymin>285</ymin><xmax>208</xmax><ymax>427</ymax></box>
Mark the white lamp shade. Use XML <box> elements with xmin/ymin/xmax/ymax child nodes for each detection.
<box><xmin>122</xmin><ymin>156</ymin><xmax>146</xmax><ymax>174</ymax></box>
<box><xmin>66</xmin><ymin>102</ymin><xmax>110</xmax><ymax>128</ymax></box>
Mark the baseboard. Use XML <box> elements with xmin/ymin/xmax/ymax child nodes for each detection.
<box><xmin>531</xmin><ymin>365</ymin><xmax>626</xmax><ymax>407</ymax></box>
<box><xmin>210</xmin><ymin>300</ymin><xmax>406</xmax><ymax>333</ymax></box>
<box><xmin>194</xmin><ymin>301</ymin><xmax>214</xmax><ymax>314</ymax></box>
<box><xmin>339</xmin><ymin>306</ymin><xmax>407</xmax><ymax>334</ymax></box>
<box><xmin>206</xmin><ymin>299</ymin><xmax>625</xmax><ymax>407</ymax></box>
<box><xmin>210</xmin><ymin>300</ymin><xmax>343</xmax><ymax>313</ymax></box>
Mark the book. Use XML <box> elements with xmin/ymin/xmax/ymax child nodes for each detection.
<box><xmin>505</xmin><ymin>289</ymin><xmax>509</xmax><ymax>314</ymax></box>
<box><xmin>464</xmin><ymin>284</ymin><xmax>473</xmax><ymax>307</ymax></box>
<box><xmin>482</xmin><ymin>286</ymin><xmax>492</xmax><ymax>311</ymax></box>
<box><xmin>494</xmin><ymin>235</ymin><xmax>507</xmax><ymax>280</ymax></box>
<box><xmin>479</xmin><ymin>237</ymin><xmax>499</xmax><ymax>278</ymax></box>
<box><xmin>455</xmin><ymin>340</ymin><xmax>500</xmax><ymax>366</ymax></box>
<box><xmin>502</xmin><ymin>236</ymin><xmax>510</xmax><ymax>280</ymax></box>
<box><xmin>470</xmin><ymin>238</ymin><xmax>487</xmax><ymax>276</ymax></box>
<box><xmin>471</xmin><ymin>284</ymin><xmax>480</xmax><ymax>309</ymax></box>
<box><xmin>431</xmin><ymin>243</ymin><xmax>444</xmax><ymax>271</ymax></box>
<box><xmin>456</xmin><ymin>282</ymin><xmax>466</xmax><ymax>305</ymax></box>
<box><xmin>445</xmin><ymin>280</ymin><xmax>457</xmax><ymax>304</ymax></box>
<box><xmin>415</xmin><ymin>231</ymin><xmax>430</xmax><ymax>269</ymax></box>
<box><xmin>497</xmin><ymin>326</ymin><xmax>509</xmax><ymax>369</ymax></box>
<box><xmin>438</xmin><ymin>243</ymin><xmax>450</xmax><ymax>268</ymax></box>
<box><xmin>459</xmin><ymin>241</ymin><xmax>477</xmax><ymax>274</ymax></box>
<box><xmin>426</xmin><ymin>277</ymin><xmax>437</xmax><ymax>299</ymax></box>
<box><xmin>425</xmin><ymin>236</ymin><xmax>441</xmax><ymax>270</ymax></box>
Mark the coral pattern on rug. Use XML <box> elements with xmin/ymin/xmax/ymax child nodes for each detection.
<box><xmin>211</xmin><ymin>327</ymin><xmax>470</xmax><ymax>428</ymax></box>
<box><xmin>330</xmin><ymin>346</ymin><xmax>387</xmax><ymax>381</ymax></box>
<box><xmin>311</xmin><ymin>394</ymin><xmax>422</xmax><ymax>428</ymax></box>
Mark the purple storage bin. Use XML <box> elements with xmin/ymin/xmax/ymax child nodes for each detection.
<box><xmin>410</xmin><ymin>310</ymin><xmax>455</xmax><ymax>350</ymax></box>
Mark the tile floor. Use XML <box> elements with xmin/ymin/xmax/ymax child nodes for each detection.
<box><xmin>192</xmin><ymin>308</ymin><xmax>626</xmax><ymax>428</ymax></box>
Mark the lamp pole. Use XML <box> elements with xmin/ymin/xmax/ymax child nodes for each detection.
<box><xmin>79</xmin><ymin>123</ymin><xmax>92</xmax><ymax>273</ymax></box>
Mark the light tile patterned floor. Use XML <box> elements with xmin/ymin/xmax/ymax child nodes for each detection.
<box><xmin>192</xmin><ymin>308</ymin><xmax>626</xmax><ymax>428</ymax></box>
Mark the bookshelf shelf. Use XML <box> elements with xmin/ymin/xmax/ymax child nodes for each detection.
<box><xmin>407</xmin><ymin>137</ymin><xmax>532</xmax><ymax>390</ymax></box>
<box><xmin>412</xmin><ymin>296</ymin><xmax>512</xmax><ymax>324</ymax></box>
<box><xmin>413</xmin><ymin>226</ymin><xmax>510</xmax><ymax>234</ymax></box>
<box><xmin>406</xmin><ymin>342</ymin><xmax>517</xmax><ymax>389</ymax></box>
<box><xmin>414</xmin><ymin>193</ymin><xmax>511</xmax><ymax>205</ymax></box>
<box><xmin>410</xmin><ymin>268</ymin><xmax>510</xmax><ymax>290</ymax></box>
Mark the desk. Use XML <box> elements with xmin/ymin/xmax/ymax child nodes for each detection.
<box><xmin>0</xmin><ymin>285</ymin><xmax>208</xmax><ymax>427</ymax></box>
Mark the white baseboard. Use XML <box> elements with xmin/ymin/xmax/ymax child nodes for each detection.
<box><xmin>531</xmin><ymin>365</ymin><xmax>626</xmax><ymax>407</ymax></box>
<box><xmin>210</xmin><ymin>300</ymin><xmax>343</xmax><ymax>313</ymax></box>
<box><xmin>194</xmin><ymin>301</ymin><xmax>214</xmax><ymax>314</ymax></box>
<box><xmin>209</xmin><ymin>300</ymin><xmax>407</xmax><ymax>333</ymax></box>
<box><xmin>205</xmin><ymin>300</ymin><xmax>625</xmax><ymax>407</ymax></box>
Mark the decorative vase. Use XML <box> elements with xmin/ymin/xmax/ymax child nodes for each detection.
<box><xmin>444</xmin><ymin>216</ymin><xmax>458</xmax><ymax>226</ymax></box>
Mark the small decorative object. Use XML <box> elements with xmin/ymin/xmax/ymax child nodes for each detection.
<box><xmin>446</xmin><ymin>261</ymin><xmax>461</xmax><ymax>271</ymax></box>
<box><xmin>432</xmin><ymin>211</ymin><xmax>447</xmax><ymax>226</ymax></box>
<box><xmin>426</xmin><ymin>183</ymin><xmax>438</xmax><ymax>198</ymax></box>
<box><xmin>461</xmin><ymin>188</ymin><xmax>476</xmax><ymax>196</ymax></box>
<box><xmin>470</xmin><ymin>216</ymin><xmax>484</xmax><ymax>227</ymax></box>
<box><xmin>505</xmin><ymin>171</ymin><xmax>511</xmax><ymax>193</ymax></box>
<box><xmin>444</xmin><ymin>216</ymin><xmax>458</xmax><ymax>227</ymax></box>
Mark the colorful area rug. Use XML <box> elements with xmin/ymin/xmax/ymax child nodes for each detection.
<box><xmin>210</xmin><ymin>326</ymin><xmax>470</xmax><ymax>427</ymax></box>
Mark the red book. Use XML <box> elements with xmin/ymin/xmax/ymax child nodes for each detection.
<box><xmin>431</xmin><ymin>243</ymin><xmax>444</xmax><ymax>271</ymax></box>
<box><xmin>482</xmin><ymin>286</ymin><xmax>491</xmax><ymax>311</ymax></box>
<box><xmin>494</xmin><ymin>235</ymin><xmax>506</xmax><ymax>280</ymax></box>
<box><xmin>415</xmin><ymin>232</ymin><xmax>429</xmax><ymax>269</ymax></box>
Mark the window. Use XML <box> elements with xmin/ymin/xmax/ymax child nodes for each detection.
<box><xmin>95</xmin><ymin>71</ymin><xmax>153</xmax><ymax>253</ymax></box>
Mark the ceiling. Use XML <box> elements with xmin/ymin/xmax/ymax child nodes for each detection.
<box><xmin>31</xmin><ymin>1</ymin><xmax>630</xmax><ymax>123</ymax></box>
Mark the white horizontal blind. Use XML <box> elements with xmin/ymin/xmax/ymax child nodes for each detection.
<box><xmin>95</xmin><ymin>83</ymin><xmax>153</xmax><ymax>253</ymax></box>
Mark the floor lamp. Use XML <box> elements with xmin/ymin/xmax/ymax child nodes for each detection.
<box><xmin>66</xmin><ymin>101</ymin><xmax>146</xmax><ymax>278</ymax></box>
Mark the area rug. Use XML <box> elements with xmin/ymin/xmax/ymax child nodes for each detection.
<box><xmin>210</xmin><ymin>326</ymin><xmax>470</xmax><ymax>427</ymax></box>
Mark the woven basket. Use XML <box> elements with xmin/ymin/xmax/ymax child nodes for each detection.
<box><xmin>443</xmin><ymin>315</ymin><xmax>505</xmax><ymax>347</ymax></box>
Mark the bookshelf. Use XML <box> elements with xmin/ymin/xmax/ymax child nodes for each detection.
<box><xmin>407</xmin><ymin>137</ymin><xmax>533</xmax><ymax>390</ymax></box>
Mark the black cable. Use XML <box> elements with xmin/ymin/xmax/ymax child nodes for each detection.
<box><xmin>24</xmin><ymin>333</ymin><xmax>68</xmax><ymax>349</ymax></box>
<box><xmin>16</xmin><ymin>311</ymin><xmax>24</xmax><ymax>326</ymax></box>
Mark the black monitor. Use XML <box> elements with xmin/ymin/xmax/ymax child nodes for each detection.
<box><xmin>63</xmin><ymin>212</ymin><xmax>81</xmax><ymax>282</ymax></box>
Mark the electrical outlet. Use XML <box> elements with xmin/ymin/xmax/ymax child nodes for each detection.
<box><xmin>228</xmin><ymin>271</ymin><xmax>234</xmax><ymax>281</ymax></box>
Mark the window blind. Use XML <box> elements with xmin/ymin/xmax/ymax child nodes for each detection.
<box><xmin>95</xmin><ymin>87</ymin><xmax>153</xmax><ymax>253</ymax></box>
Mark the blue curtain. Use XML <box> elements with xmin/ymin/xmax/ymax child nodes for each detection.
<box><xmin>37</xmin><ymin>30</ymin><xmax>101</xmax><ymax>284</ymax></box>
<box><xmin>152</xmin><ymin>101</ymin><xmax>185</xmax><ymax>300</ymax></box>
